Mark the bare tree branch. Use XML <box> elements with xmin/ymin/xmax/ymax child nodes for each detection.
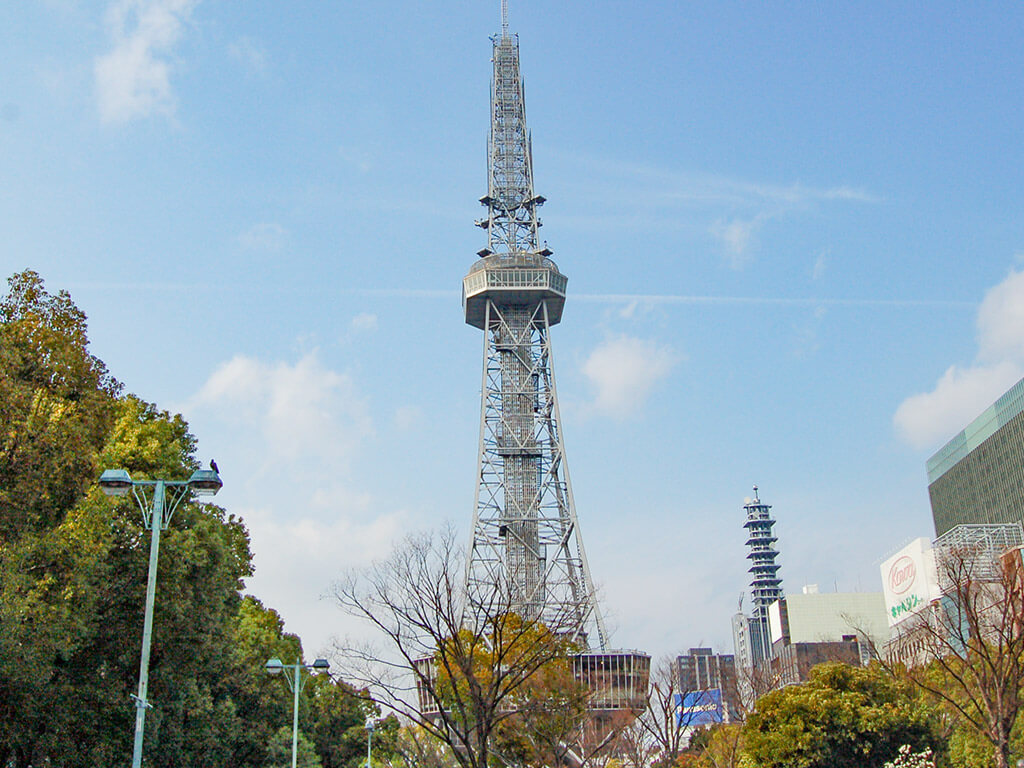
<box><xmin>330</xmin><ymin>527</ymin><xmax>584</xmax><ymax>768</ymax></box>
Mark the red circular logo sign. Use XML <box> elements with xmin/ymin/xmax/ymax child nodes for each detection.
<box><xmin>889</xmin><ymin>556</ymin><xmax>917</xmax><ymax>595</ymax></box>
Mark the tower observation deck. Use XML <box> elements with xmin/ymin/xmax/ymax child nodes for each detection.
<box><xmin>462</xmin><ymin>7</ymin><xmax>603</xmax><ymax>652</ymax></box>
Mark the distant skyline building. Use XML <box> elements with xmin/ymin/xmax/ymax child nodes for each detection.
<box><xmin>677</xmin><ymin>647</ymin><xmax>735</xmax><ymax>692</ymax></box>
<box><xmin>675</xmin><ymin>647</ymin><xmax>740</xmax><ymax>723</ymax></box>
<box><xmin>768</xmin><ymin>586</ymin><xmax>888</xmax><ymax>667</ymax></box>
<box><xmin>928</xmin><ymin>376</ymin><xmax>1024</xmax><ymax>536</ymax></box>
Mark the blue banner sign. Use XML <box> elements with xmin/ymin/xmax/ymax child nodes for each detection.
<box><xmin>675</xmin><ymin>689</ymin><xmax>723</xmax><ymax>726</ymax></box>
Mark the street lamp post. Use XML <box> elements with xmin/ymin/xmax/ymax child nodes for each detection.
<box><xmin>98</xmin><ymin>467</ymin><xmax>222</xmax><ymax>768</ymax></box>
<box><xmin>265</xmin><ymin>657</ymin><xmax>331</xmax><ymax>768</ymax></box>
<box><xmin>365</xmin><ymin>716</ymin><xmax>376</xmax><ymax>768</ymax></box>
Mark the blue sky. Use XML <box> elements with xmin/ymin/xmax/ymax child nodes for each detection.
<box><xmin>3</xmin><ymin>1</ymin><xmax>1024</xmax><ymax>661</ymax></box>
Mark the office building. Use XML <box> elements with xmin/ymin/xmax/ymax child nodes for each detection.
<box><xmin>928</xmin><ymin>376</ymin><xmax>1024</xmax><ymax>536</ymax></box>
<box><xmin>768</xmin><ymin>586</ymin><xmax>888</xmax><ymax>667</ymax></box>
<box><xmin>675</xmin><ymin>648</ymin><xmax>740</xmax><ymax>723</ymax></box>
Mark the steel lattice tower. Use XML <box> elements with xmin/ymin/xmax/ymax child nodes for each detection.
<box><xmin>462</xmin><ymin>3</ymin><xmax>606</xmax><ymax>651</ymax></box>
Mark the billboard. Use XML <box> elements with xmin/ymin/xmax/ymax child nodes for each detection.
<box><xmin>675</xmin><ymin>689</ymin><xmax>723</xmax><ymax>727</ymax></box>
<box><xmin>880</xmin><ymin>537</ymin><xmax>940</xmax><ymax>626</ymax></box>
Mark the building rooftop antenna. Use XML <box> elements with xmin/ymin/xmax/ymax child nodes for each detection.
<box><xmin>501</xmin><ymin>0</ymin><xmax>509</xmax><ymax>38</ymax></box>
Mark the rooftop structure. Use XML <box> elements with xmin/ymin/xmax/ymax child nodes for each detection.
<box><xmin>933</xmin><ymin>522</ymin><xmax>1024</xmax><ymax>586</ymax></box>
<box><xmin>768</xmin><ymin>587</ymin><xmax>888</xmax><ymax>666</ymax></box>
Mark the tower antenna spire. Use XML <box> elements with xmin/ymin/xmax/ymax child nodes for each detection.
<box><xmin>501</xmin><ymin>0</ymin><xmax>509</xmax><ymax>38</ymax></box>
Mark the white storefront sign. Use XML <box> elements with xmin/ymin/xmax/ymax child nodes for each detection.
<box><xmin>880</xmin><ymin>537</ymin><xmax>940</xmax><ymax>626</ymax></box>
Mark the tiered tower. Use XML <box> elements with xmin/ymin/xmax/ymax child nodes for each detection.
<box><xmin>743</xmin><ymin>486</ymin><xmax>783</xmax><ymax>664</ymax></box>
<box><xmin>462</xmin><ymin>2</ymin><xmax>604</xmax><ymax>650</ymax></box>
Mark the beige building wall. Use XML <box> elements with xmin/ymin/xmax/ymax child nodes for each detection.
<box><xmin>769</xmin><ymin>590</ymin><xmax>889</xmax><ymax>650</ymax></box>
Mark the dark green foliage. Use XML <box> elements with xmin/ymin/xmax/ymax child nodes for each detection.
<box><xmin>0</xmin><ymin>271</ymin><xmax>391</xmax><ymax>768</ymax></box>
<box><xmin>306</xmin><ymin>675</ymin><xmax>398</xmax><ymax>768</ymax></box>
<box><xmin>267</xmin><ymin>727</ymin><xmax>323</xmax><ymax>768</ymax></box>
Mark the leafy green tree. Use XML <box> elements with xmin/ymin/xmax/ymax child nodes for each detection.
<box><xmin>491</xmin><ymin>652</ymin><xmax>590</xmax><ymax>768</ymax></box>
<box><xmin>222</xmin><ymin>595</ymin><xmax>306</xmax><ymax>767</ymax></box>
<box><xmin>0</xmin><ymin>270</ymin><xmax>122</xmax><ymax>767</ymax></box>
<box><xmin>385</xmin><ymin>724</ymin><xmax>458</xmax><ymax>768</ymax></box>
<box><xmin>889</xmin><ymin>546</ymin><xmax>1024</xmax><ymax>768</ymax></box>
<box><xmin>267</xmin><ymin>726</ymin><xmax>323</xmax><ymax>768</ymax></box>
<box><xmin>0</xmin><ymin>269</ymin><xmax>120</xmax><ymax>540</ymax></box>
<box><xmin>306</xmin><ymin>675</ymin><xmax>399</xmax><ymax>768</ymax></box>
<box><xmin>691</xmin><ymin>724</ymin><xmax>743</xmax><ymax>768</ymax></box>
<box><xmin>939</xmin><ymin>699</ymin><xmax>1024</xmax><ymax>768</ymax></box>
<box><xmin>0</xmin><ymin>271</ymin><xmax>260</xmax><ymax>768</ymax></box>
<box><xmin>741</xmin><ymin>663</ymin><xmax>941</xmax><ymax>768</ymax></box>
<box><xmin>0</xmin><ymin>270</ymin><xmax>404</xmax><ymax>768</ymax></box>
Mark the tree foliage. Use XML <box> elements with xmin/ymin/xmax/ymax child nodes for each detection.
<box><xmin>691</xmin><ymin>724</ymin><xmax>744</xmax><ymax>768</ymax></box>
<box><xmin>0</xmin><ymin>269</ymin><xmax>120</xmax><ymax>539</ymax></box>
<box><xmin>740</xmin><ymin>663</ymin><xmax>941</xmax><ymax>768</ymax></box>
<box><xmin>0</xmin><ymin>270</ymin><xmax>387</xmax><ymax>768</ymax></box>
<box><xmin>491</xmin><ymin>650</ymin><xmax>590</xmax><ymax>767</ymax></box>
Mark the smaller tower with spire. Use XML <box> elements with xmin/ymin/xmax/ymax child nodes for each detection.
<box><xmin>733</xmin><ymin>486</ymin><xmax>784</xmax><ymax>686</ymax></box>
<box><xmin>744</xmin><ymin>485</ymin><xmax>783</xmax><ymax>629</ymax></box>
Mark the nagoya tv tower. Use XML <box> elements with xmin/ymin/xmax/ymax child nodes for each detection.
<box><xmin>462</xmin><ymin>0</ymin><xmax>606</xmax><ymax>651</ymax></box>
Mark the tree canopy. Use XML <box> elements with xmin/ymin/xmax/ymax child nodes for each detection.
<box><xmin>0</xmin><ymin>270</ymin><xmax>390</xmax><ymax>768</ymax></box>
<box><xmin>740</xmin><ymin>663</ymin><xmax>941</xmax><ymax>768</ymax></box>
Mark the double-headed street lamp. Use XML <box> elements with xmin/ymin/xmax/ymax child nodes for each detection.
<box><xmin>98</xmin><ymin>467</ymin><xmax>222</xmax><ymax>768</ymax></box>
<box><xmin>266</xmin><ymin>657</ymin><xmax>331</xmax><ymax>768</ymax></box>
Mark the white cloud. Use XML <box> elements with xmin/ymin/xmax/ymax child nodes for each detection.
<box><xmin>237</xmin><ymin>501</ymin><xmax>406</xmax><ymax>653</ymax></box>
<box><xmin>894</xmin><ymin>362</ymin><xmax>1023</xmax><ymax>450</ymax></box>
<box><xmin>710</xmin><ymin>214</ymin><xmax>769</xmax><ymax>269</ymax></box>
<box><xmin>94</xmin><ymin>0</ymin><xmax>197</xmax><ymax>124</ymax></box>
<box><xmin>189</xmin><ymin>352</ymin><xmax>371</xmax><ymax>466</ymax></box>
<box><xmin>977</xmin><ymin>269</ymin><xmax>1024</xmax><ymax>364</ymax></box>
<box><xmin>228</xmin><ymin>36</ymin><xmax>267</xmax><ymax>74</ymax></box>
<box><xmin>183</xmin><ymin>352</ymin><xmax>395</xmax><ymax>654</ymax></box>
<box><xmin>238</xmin><ymin>221</ymin><xmax>286</xmax><ymax>251</ymax></box>
<box><xmin>895</xmin><ymin>269</ymin><xmax>1024</xmax><ymax>449</ymax></box>
<box><xmin>339</xmin><ymin>312</ymin><xmax>378</xmax><ymax>345</ymax></box>
<box><xmin>812</xmin><ymin>252</ymin><xmax>828</xmax><ymax>281</ymax></box>
<box><xmin>582</xmin><ymin>335</ymin><xmax>677</xmax><ymax>420</ymax></box>
<box><xmin>394</xmin><ymin>405</ymin><xmax>423</xmax><ymax>431</ymax></box>
<box><xmin>791</xmin><ymin>304</ymin><xmax>827</xmax><ymax>358</ymax></box>
<box><xmin>350</xmin><ymin>313</ymin><xmax>378</xmax><ymax>333</ymax></box>
<box><xmin>550</xmin><ymin>150</ymin><xmax>876</xmax><ymax>243</ymax></box>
